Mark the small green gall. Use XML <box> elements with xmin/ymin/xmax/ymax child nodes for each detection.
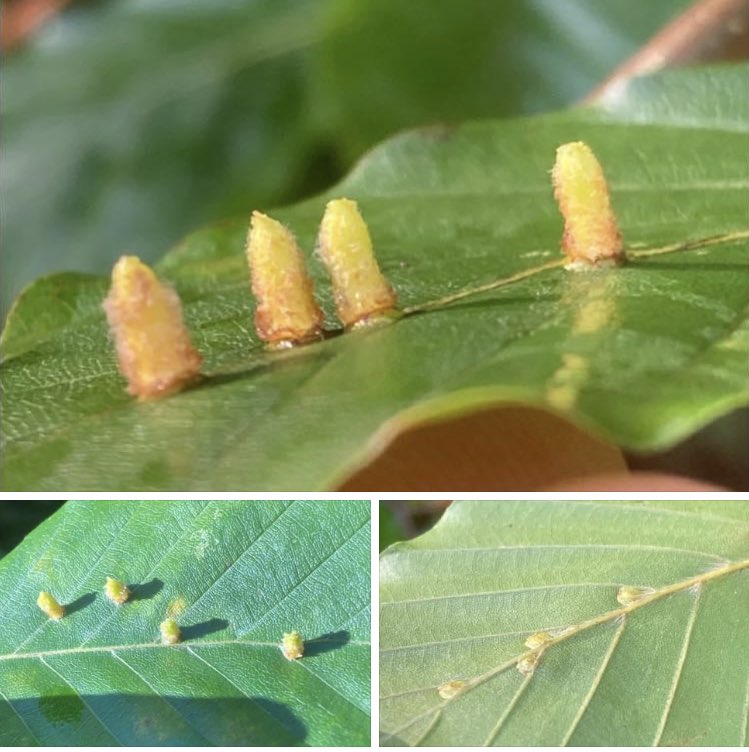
<box><xmin>524</xmin><ymin>631</ymin><xmax>553</xmax><ymax>650</ymax></box>
<box><xmin>160</xmin><ymin>618</ymin><xmax>182</xmax><ymax>645</ymax></box>
<box><xmin>37</xmin><ymin>591</ymin><xmax>64</xmax><ymax>621</ymax></box>
<box><xmin>105</xmin><ymin>577</ymin><xmax>130</xmax><ymax>605</ymax></box>
<box><xmin>616</xmin><ymin>585</ymin><xmax>652</xmax><ymax>606</ymax></box>
<box><xmin>281</xmin><ymin>631</ymin><xmax>304</xmax><ymax>661</ymax></box>
<box><xmin>437</xmin><ymin>679</ymin><xmax>467</xmax><ymax>699</ymax></box>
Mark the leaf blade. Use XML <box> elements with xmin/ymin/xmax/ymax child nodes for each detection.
<box><xmin>0</xmin><ymin>499</ymin><xmax>371</xmax><ymax>746</ymax></box>
<box><xmin>2</xmin><ymin>65</ymin><xmax>748</xmax><ymax>490</ymax></box>
<box><xmin>379</xmin><ymin>500</ymin><xmax>749</xmax><ymax>746</ymax></box>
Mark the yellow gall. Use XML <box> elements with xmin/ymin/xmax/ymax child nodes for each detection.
<box><xmin>103</xmin><ymin>255</ymin><xmax>202</xmax><ymax>400</ymax></box>
<box><xmin>616</xmin><ymin>585</ymin><xmax>652</xmax><ymax>606</ymax></box>
<box><xmin>551</xmin><ymin>141</ymin><xmax>624</xmax><ymax>269</ymax></box>
<box><xmin>246</xmin><ymin>211</ymin><xmax>324</xmax><ymax>348</ymax></box>
<box><xmin>517</xmin><ymin>653</ymin><xmax>540</xmax><ymax>676</ymax></box>
<box><xmin>160</xmin><ymin>618</ymin><xmax>182</xmax><ymax>645</ymax></box>
<box><xmin>37</xmin><ymin>591</ymin><xmax>64</xmax><ymax>621</ymax></box>
<box><xmin>524</xmin><ymin>631</ymin><xmax>553</xmax><ymax>650</ymax></box>
<box><xmin>281</xmin><ymin>631</ymin><xmax>304</xmax><ymax>661</ymax></box>
<box><xmin>105</xmin><ymin>577</ymin><xmax>130</xmax><ymax>605</ymax></box>
<box><xmin>437</xmin><ymin>679</ymin><xmax>467</xmax><ymax>699</ymax></box>
<box><xmin>317</xmin><ymin>198</ymin><xmax>397</xmax><ymax>328</ymax></box>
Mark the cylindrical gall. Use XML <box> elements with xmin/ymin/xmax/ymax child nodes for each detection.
<box><xmin>437</xmin><ymin>679</ymin><xmax>467</xmax><ymax>699</ymax></box>
<box><xmin>160</xmin><ymin>618</ymin><xmax>182</xmax><ymax>645</ymax></box>
<box><xmin>524</xmin><ymin>631</ymin><xmax>553</xmax><ymax>649</ymax></box>
<box><xmin>37</xmin><ymin>591</ymin><xmax>65</xmax><ymax>620</ymax></box>
<box><xmin>551</xmin><ymin>141</ymin><xmax>624</xmax><ymax>268</ymax></box>
<box><xmin>246</xmin><ymin>211</ymin><xmax>324</xmax><ymax>347</ymax></box>
<box><xmin>616</xmin><ymin>585</ymin><xmax>652</xmax><ymax>606</ymax></box>
<box><xmin>105</xmin><ymin>577</ymin><xmax>131</xmax><ymax>605</ymax></box>
<box><xmin>281</xmin><ymin>631</ymin><xmax>304</xmax><ymax>660</ymax></box>
<box><xmin>317</xmin><ymin>198</ymin><xmax>397</xmax><ymax>327</ymax></box>
<box><xmin>103</xmin><ymin>256</ymin><xmax>202</xmax><ymax>399</ymax></box>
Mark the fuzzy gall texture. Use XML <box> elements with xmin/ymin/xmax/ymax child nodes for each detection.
<box><xmin>437</xmin><ymin>679</ymin><xmax>467</xmax><ymax>699</ymax></box>
<box><xmin>37</xmin><ymin>591</ymin><xmax>64</xmax><ymax>620</ymax></box>
<box><xmin>103</xmin><ymin>256</ymin><xmax>202</xmax><ymax>399</ymax></box>
<box><xmin>616</xmin><ymin>585</ymin><xmax>651</xmax><ymax>606</ymax></box>
<box><xmin>160</xmin><ymin>618</ymin><xmax>182</xmax><ymax>645</ymax></box>
<box><xmin>246</xmin><ymin>211</ymin><xmax>323</xmax><ymax>347</ymax></box>
<box><xmin>517</xmin><ymin>653</ymin><xmax>540</xmax><ymax>676</ymax></box>
<box><xmin>552</xmin><ymin>141</ymin><xmax>623</xmax><ymax>268</ymax></box>
<box><xmin>317</xmin><ymin>198</ymin><xmax>397</xmax><ymax>327</ymax></box>
<box><xmin>105</xmin><ymin>577</ymin><xmax>131</xmax><ymax>605</ymax></box>
<box><xmin>524</xmin><ymin>631</ymin><xmax>553</xmax><ymax>649</ymax></box>
<box><xmin>281</xmin><ymin>631</ymin><xmax>304</xmax><ymax>660</ymax></box>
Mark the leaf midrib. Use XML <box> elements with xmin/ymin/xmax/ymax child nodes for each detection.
<box><xmin>0</xmin><ymin>637</ymin><xmax>370</xmax><ymax>662</ymax></box>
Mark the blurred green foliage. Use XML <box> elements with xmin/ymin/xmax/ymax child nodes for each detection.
<box><xmin>379</xmin><ymin>503</ymin><xmax>407</xmax><ymax>552</ymax></box>
<box><xmin>2</xmin><ymin>0</ymin><xmax>688</xmax><ymax>316</ymax></box>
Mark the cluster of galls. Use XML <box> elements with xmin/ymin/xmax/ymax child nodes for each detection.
<box><xmin>103</xmin><ymin>142</ymin><xmax>622</xmax><ymax>400</ymax></box>
<box><xmin>103</xmin><ymin>198</ymin><xmax>396</xmax><ymax>400</ymax></box>
<box><xmin>36</xmin><ymin>586</ymin><xmax>305</xmax><ymax>658</ymax></box>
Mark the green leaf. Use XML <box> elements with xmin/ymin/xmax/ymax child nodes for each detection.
<box><xmin>379</xmin><ymin>500</ymin><xmax>749</xmax><ymax>746</ymax></box>
<box><xmin>379</xmin><ymin>504</ymin><xmax>408</xmax><ymax>552</ymax></box>
<box><xmin>2</xmin><ymin>0</ymin><xmax>689</xmax><ymax>314</ymax></box>
<box><xmin>2</xmin><ymin>64</ymin><xmax>747</xmax><ymax>491</ymax></box>
<box><xmin>0</xmin><ymin>499</ymin><xmax>371</xmax><ymax>746</ymax></box>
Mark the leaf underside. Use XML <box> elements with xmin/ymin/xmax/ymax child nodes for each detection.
<box><xmin>0</xmin><ymin>499</ymin><xmax>371</xmax><ymax>746</ymax></box>
<box><xmin>379</xmin><ymin>499</ymin><xmax>749</xmax><ymax>746</ymax></box>
<box><xmin>1</xmin><ymin>65</ymin><xmax>748</xmax><ymax>490</ymax></box>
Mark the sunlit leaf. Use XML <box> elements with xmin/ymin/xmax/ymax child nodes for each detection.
<box><xmin>0</xmin><ymin>499</ymin><xmax>371</xmax><ymax>746</ymax></box>
<box><xmin>1</xmin><ymin>65</ymin><xmax>747</xmax><ymax>491</ymax></box>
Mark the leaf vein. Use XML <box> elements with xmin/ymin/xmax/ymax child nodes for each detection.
<box><xmin>110</xmin><ymin>651</ymin><xmax>212</xmax><ymax>745</ymax></box>
<box><xmin>185</xmin><ymin>646</ymin><xmax>304</xmax><ymax>740</ymax></box>
<box><xmin>237</xmin><ymin>517</ymin><xmax>370</xmax><ymax>637</ymax></box>
<box><xmin>11</xmin><ymin>504</ymin><xmax>142</xmax><ymax>655</ymax></box>
<box><xmin>39</xmin><ymin>656</ymin><xmax>122</xmax><ymax>746</ymax></box>
<box><xmin>652</xmin><ymin>587</ymin><xmax>703</xmax><ymax>746</ymax></box>
<box><xmin>0</xmin><ymin>685</ymin><xmax>41</xmax><ymax>745</ymax></box>
<box><xmin>561</xmin><ymin>616</ymin><xmax>628</xmax><ymax>746</ymax></box>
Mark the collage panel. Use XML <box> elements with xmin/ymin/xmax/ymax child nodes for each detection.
<box><xmin>1</xmin><ymin>1</ymin><xmax>748</xmax><ymax>750</ymax></box>
<box><xmin>0</xmin><ymin>499</ymin><xmax>371</xmax><ymax>747</ymax></box>
<box><xmin>379</xmin><ymin>499</ymin><xmax>749</xmax><ymax>747</ymax></box>
<box><xmin>2</xmin><ymin>3</ymin><xmax>747</xmax><ymax>496</ymax></box>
